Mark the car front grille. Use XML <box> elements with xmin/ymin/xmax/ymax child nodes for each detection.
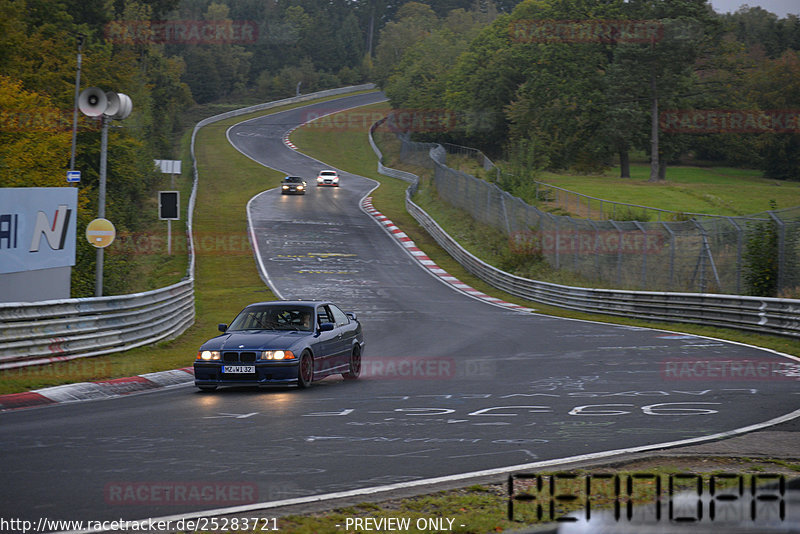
<box><xmin>222</xmin><ymin>351</ymin><xmax>257</xmax><ymax>362</ymax></box>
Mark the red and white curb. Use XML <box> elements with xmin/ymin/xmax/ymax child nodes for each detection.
<box><xmin>0</xmin><ymin>368</ymin><xmax>194</xmax><ymax>411</ymax></box>
<box><xmin>361</xmin><ymin>197</ymin><xmax>534</xmax><ymax>313</ymax></box>
<box><xmin>283</xmin><ymin>127</ymin><xmax>298</xmax><ymax>150</ymax></box>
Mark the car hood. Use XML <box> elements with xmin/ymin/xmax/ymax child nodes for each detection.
<box><xmin>201</xmin><ymin>330</ymin><xmax>309</xmax><ymax>351</ymax></box>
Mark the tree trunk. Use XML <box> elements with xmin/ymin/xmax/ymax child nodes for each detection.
<box><xmin>658</xmin><ymin>154</ymin><xmax>667</xmax><ymax>181</ymax></box>
<box><xmin>366</xmin><ymin>11</ymin><xmax>375</xmax><ymax>57</ymax></box>
<box><xmin>619</xmin><ymin>143</ymin><xmax>630</xmax><ymax>178</ymax></box>
<box><xmin>649</xmin><ymin>73</ymin><xmax>661</xmax><ymax>182</ymax></box>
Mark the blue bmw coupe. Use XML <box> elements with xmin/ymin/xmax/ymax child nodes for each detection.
<box><xmin>194</xmin><ymin>301</ymin><xmax>364</xmax><ymax>391</ymax></box>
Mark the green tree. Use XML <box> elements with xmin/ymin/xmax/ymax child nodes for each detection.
<box><xmin>373</xmin><ymin>2</ymin><xmax>438</xmax><ymax>86</ymax></box>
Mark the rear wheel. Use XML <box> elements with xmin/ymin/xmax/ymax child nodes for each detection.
<box><xmin>343</xmin><ymin>346</ymin><xmax>361</xmax><ymax>380</ymax></box>
<box><xmin>297</xmin><ymin>351</ymin><xmax>313</xmax><ymax>388</ymax></box>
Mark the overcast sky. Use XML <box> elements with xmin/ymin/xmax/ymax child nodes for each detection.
<box><xmin>708</xmin><ymin>0</ymin><xmax>799</xmax><ymax>17</ymax></box>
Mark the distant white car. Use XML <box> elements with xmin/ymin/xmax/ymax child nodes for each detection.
<box><xmin>316</xmin><ymin>169</ymin><xmax>340</xmax><ymax>187</ymax></box>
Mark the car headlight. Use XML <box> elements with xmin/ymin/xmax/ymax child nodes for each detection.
<box><xmin>260</xmin><ymin>350</ymin><xmax>295</xmax><ymax>360</ymax></box>
<box><xmin>282</xmin><ymin>185</ymin><xmax>289</xmax><ymax>189</ymax></box>
<box><xmin>197</xmin><ymin>350</ymin><xmax>220</xmax><ymax>360</ymax></box>
<box><xmin>297</xmin><ymin>185</ymin><xmax>304</xmax><ymax>190</ymax></box>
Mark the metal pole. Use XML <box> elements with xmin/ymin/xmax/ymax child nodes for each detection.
<box><xmin>95</xmin><ymin>115</ymin><xmax>108</xmax><ymax>297</ymax></box>
<box><xmin>727</xmin><ymin>217</ymin><xmax>743</xmax><ymax>295</ymax></box>
<box><xmin>660</xmin><ymin>221</ymin><xmax>676</xmax><ymax>290</ymax></box>
<box><xmin>634</xmin><ymin>221</ymin><xmax>648</xmax><ymax>288</ymax></box>
<box><xmin>769</xmin><ymin>211</ymin><xmax>785</xmax><ymax>294</ymax></box>
<box><xmin>169</xmin><ymin>170</ymin><xmax>175</xmax><ymax>256</ymax></box>
<box><xmin>69</xmin><ymin>35</ymin><xmax>84</xmax><ymax>174</ymax></box>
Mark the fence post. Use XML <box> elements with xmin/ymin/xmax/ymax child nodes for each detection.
<box><xmin>610</xmin><ymin>220</ymin><xmax>623</xmax><ymax>287</ymax></box>
<box><xmin>634</xmin><ymin>221</ymin><xmax>648</xmax><ymax>288</ymax></box>
<box><xmin>588</xmin><ymin>219</ymin><xmax>600</xmax><ymax>281</ymax></box>
<box><xmin>572</xmin><ymin>218</ymin><xmax>579</xmax><ymax>271</ymax></box>
<box><xmin>769</xmin><ymin>211</ymin><xmax>785</xmax><ymax>295</ymax></box>
<box><xmin>555</xmin><ymin>216</ymin><xmax>561</xmax><ymax>269</ymax></box>
<box><xmin>726</xmin><ymin>217</ymin><xmax>743</xmax><ymax>295</ymax></box>
<box><xmin>691</xmin><ymin>220</ymin><xmax>722</xmax><ymax>293</ymax></box>
<box><xmin>660</xmin><ymin>221</ymin><xmax>676</xmax><ymax>290</ymax></box>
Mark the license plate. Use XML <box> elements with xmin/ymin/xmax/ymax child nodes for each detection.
<box><xmin>222</xmin><ymin>365</ymin><xmax>255</xmax><ymax>374</ymax></box>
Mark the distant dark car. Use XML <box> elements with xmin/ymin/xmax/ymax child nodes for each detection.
<box><xmin>316</xmin><ymin>169</ymin><xmax>339</xmax><ymax>187</ymax></box>
<box><xmin>194</xmin><ymin>301</ymin><xmax>363</xmax><ymax>390</ymax></box>
<box><xmin>281</xmin><ymin>175</ymin><xmax>307</xmax><ymax>195</ymax></box>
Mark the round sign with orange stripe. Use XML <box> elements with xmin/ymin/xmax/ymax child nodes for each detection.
<box><xmin>86</xmin><ymin>218</ymin><xmax>116</xmax><ymax>248</ymax></box>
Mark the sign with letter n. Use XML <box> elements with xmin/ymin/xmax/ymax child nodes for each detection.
<box><xmin>0</xmin><ymin>187</ymin><xmax>77</xmax><ymax>274</ymax></box>
<box><xmin>159</xmin><ymin>191</ymin><xmax>180</xmax><ymax>220</ymax></box>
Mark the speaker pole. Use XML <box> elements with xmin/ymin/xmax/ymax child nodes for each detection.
<box><xmin>95</xmin><ymin>114</ymin><xmax>108</xmax><ymax>297</ymax></box>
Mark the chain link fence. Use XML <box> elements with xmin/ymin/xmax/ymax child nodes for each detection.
<box><xmin>389</xmin><ymin>125</ymin><xmax>800</xmax><ymax>296</ymax></box>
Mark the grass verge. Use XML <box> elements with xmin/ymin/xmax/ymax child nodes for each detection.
<box><xmin>535</xmin><ymin>165</ymin><xmax>800</xmax><ymax>216</ymax></box>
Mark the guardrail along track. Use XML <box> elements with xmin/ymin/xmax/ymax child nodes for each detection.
<box><xmin>368</xmin><ymin>117</ymin><xmax>800</xmax><ymax>339</ymax></box>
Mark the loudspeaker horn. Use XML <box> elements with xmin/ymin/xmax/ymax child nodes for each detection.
<box><xmin>104</xmin><ymin>91</ymin><xmax>120</xmax><ymax>117</ymax></box>
<box><xmin>78</xmin><ymin>87</ymin><xmax>108</xmax><ymax>117</ymax></box>
<box><xmin>113</xmin><ymin>93</ymin><xmax>132</xmax><ymax>120</ymax></box>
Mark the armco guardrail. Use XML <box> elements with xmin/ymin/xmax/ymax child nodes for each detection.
<box><xmin>0</xmin><ymin>85</ymin><xmax>375</xmax><ymax>370</ymax></box>
<box><xmin>0</xmin><ymin>281</ymin><xmax>194</xmax><ymax>369</ymax></box>
<box><xmin>369</xmin><ymin>117</ymin><xmax>800</xmax><ymax>339</ymax></box>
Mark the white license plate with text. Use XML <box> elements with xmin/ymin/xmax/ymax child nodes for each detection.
<box><xmin>222</xmin><ymin>365</ymin><xmax>255</xmax><ymax>374</ymax></box>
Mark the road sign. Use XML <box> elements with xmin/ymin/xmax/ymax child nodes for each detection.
<box><xmin>154</xmin><ymin>159</ymin><xmax>182</xmax><ymax>175</ymax></box>
<box><xmin>67</xmin><ymin>171</ymin><xmax>81</xmax><ymax>183</ymax></box>
<box><xmin>86</xmin><ymin>218</ymin><xmax>116</xmax><ymax>248</ymax></box>
<box><xmin>159</xmin><ymin>191</ymin><xmax>180</xmax><ymax>220</ymax></box>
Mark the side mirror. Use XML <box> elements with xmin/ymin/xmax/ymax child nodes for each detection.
<box><xmin>218</xmin><ymin>323</ymin><xmax>228</xmax><ymax>333</ymax></box>
<box><xmin>346</xmin><ymin>312</ymin><xmax>357</xmax><ymax>321</ymax></box>
<box><xmin>319</xmin><ymin>322</ymin><xmax>335</xmax><ymax>332</ymax></box>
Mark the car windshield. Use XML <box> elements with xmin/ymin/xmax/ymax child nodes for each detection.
<box><xmin>320</xmin><ymin>171</ymin><xmax>336</xmax><ymax>176</ymax></box>
<box><xmin>228</xmin><ymin>305</ymin><xmax>314</xmax><ymax>332</ymax></box>
<box><xmin>284</xmin><ymin>176</ymin><xmax>303</xmax><ymax>183</ymax></box>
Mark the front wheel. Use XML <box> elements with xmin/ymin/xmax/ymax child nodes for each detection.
<box><xmin>197</xmin><ymin>385</ymin><xmax>217</xmax><ymax>392</ymax></box>
<box><xmin>343</xmin><ymin>346</ymin><xmax>361</xmax><ymax>380</ymax></box>
<box><xmin>297</xmin><ymin>351</ymin><xmax>313</xmax><ymax>388</ymax></box>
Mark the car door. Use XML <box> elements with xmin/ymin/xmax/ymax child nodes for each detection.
<box><xmin>327</xmin><ymin>304</ymin><xmax>354</xmax><ymax>369</ymax></box>
<box><xmin>312</xmin><ymin>305</ymin><xmax>339</xmax><ymax>377</ymax></box>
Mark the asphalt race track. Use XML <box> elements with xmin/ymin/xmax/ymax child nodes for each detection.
<box><xmin>2</xmin><ymin>92</ymin><xmax>799</xmax><ymax>526</ymax></box>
